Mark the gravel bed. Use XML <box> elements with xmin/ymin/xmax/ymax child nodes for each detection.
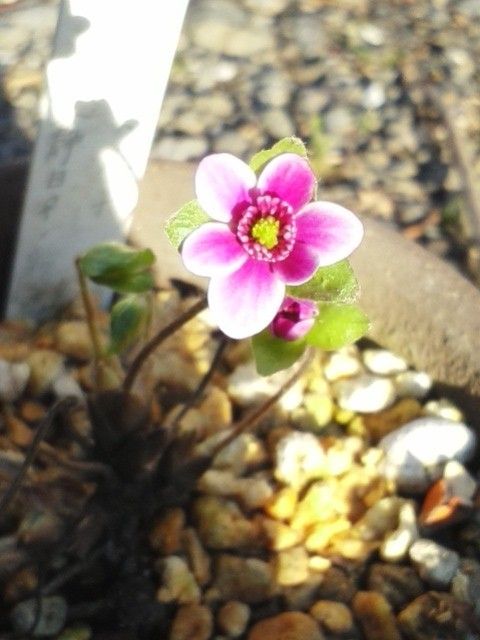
<box><xmin>0</xmin><ymin>290</ymin><xmax>478</xmax><ymax>638</ymax></box>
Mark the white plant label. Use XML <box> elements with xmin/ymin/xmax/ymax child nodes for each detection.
<box><xmin>7</xmin><ymin>0</ymin><xmax>189</xmax><ymax>319</ymax></box>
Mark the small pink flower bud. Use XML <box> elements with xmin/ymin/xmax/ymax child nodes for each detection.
<box><xmin>270</xmin><ymin>296</ymin><xmax>317</xmax><ymax>341</ymax></box>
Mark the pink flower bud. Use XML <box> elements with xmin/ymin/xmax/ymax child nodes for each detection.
<box><xmin>270</xmin><ymin>296</ymin><xmax>317</xmax><ymax>341</ymax></box>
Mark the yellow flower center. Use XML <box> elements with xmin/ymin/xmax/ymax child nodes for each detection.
<box><xmin>250</xmin><ymin>216</ymin><xmax>280</xmax><ymax>250</ymax></box>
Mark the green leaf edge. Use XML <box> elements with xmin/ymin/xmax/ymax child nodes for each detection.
<box><xmin>287</xmin><ymin>260</ymin><xmax>359</xmax><ymax>304</ymax></box>
<box><xmin>251</xmin><ymin>330</ymin><xmax>306</xmax><ymax>376</ymax></box>
<box><xmin>305</xmin><ymin>303</ymin><xmax>370</xmax><ymax>351</ymax></box>
<box><xmin>165</xmin><ymin>200</ymin><xmax>210</xmax><ymax>251</ymax></box>
<box><xmin>249</xmin><ymin>137</ymin><xmax>308</xmax><ymax>174</ymax></box>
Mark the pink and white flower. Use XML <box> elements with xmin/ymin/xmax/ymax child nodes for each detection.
<box><xmin>182</xmin><ymin>152</ymin><xmax>363</xmax><ymax>339</ymax></box>
<box><xmin>270</xmin><ymin>296</ymin><xmax>318</xmax><ymax>341</ymax></box>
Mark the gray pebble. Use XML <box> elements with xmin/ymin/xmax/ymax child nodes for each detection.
<box><xmin>324</xmin><ymin>107</ymin><xmax>354</xmax><ymax>137</ymax></box>
<box><xmin>257</xmin><ymin>70</ymin><xmax>293</xmax><ymax>108</ymax></box>
<box><xmin>224</xmin><ymin>26</ymin><xmax>276</xmax><ymax>58</ymax></box>
<box><xmin>294</xmin><ymin>88</ymin><xmax>330</xmax><ymax>116</ymax></box>
<box><xmin>409</xmin><ymin>539</ymin><xmax>460</xmax><ymax>588</ymax></box>
<box><xmin>152</xmin><ymin>136</ymin><xmax>208</xmax><ymax>162</ymax></box>
<box><xmin>379</xmin><ymin>417</ymin><xmax>477</xmax><ymax>493</ymax></box>
<box><xmin>451</xmin><ymin>559</ymin><xmax>480</xmax><ymax>616</ymax></box>
<box><xmin>213</xmin><ymin>130</ymin><xmax>251</xmax><ymax>158</ymax></box>
<box><xmin>242</xmin><ymin>0</ymin><xmax>292</xmax><ymax>17</ymax></box>
<box><xmin>260</xmin><ymin>109</ymin><xmax>296</xmax><ymax>139</ymax></box>
<box><xmin>11</xmin><ymin>596</ymin><xmax>67</xmax><ymax>637</ymax></box>
<box><xmin>394</xmin><ymin>371</ymin><xmax>432</xmax><ymax>399</ymax></box>
<box><xmin>280</xmin><ymin>14</ymin><xmax>327</xmax><ymax>59</ymax></box>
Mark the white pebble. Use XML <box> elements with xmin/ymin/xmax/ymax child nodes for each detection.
<box><xmin>442</xmin><ymin>461</ymin><xmax>477</xmax><ymax>506</ymax></box>
<box><xmin>380</xmin><ymin>500</ymin><xmax>418</xmax><ymax>562</ymax></box>
<box><xmin>379</xmin><ymin>417</ymin><xmax>477</xmax><ymax>493</ymax></box>
<box><xmin>394</xmin><ymin>370</ymin><xmax>432</xmax><ymax>399</ymax></box>
<box><xmin>359</xmin><ymin>23</ymin><xmax>385</xmax><ymax>46</ymax></box>
<box><xmin>362</xmin><ymin>349</ymin><xmax>408</xmax><ymax>375</ymax></box>
<box><xmin>157</xmin><ymin>556</ymin><xmax>200</xmax><ymax>604</ymax></box>
<box><xmin>423</xmin><ymin>398</ymin><xmax>464</xmax><ymax>422</ymax></box>
<box><xmin>274</xmin><ymin>432</ymin><xmax>325</xmax><ymax>488</ymax></box>
<box><xmin>0</xmin><ymin>360</ymin><xmax>30</xmax><ymax>403</ymax></box>
<box><xmin>333</xmin><ymin>375</ymin><xmax>396</xmax><ymax>413</ymax></box>
<box><xmin>409</xmin><ymin>539</ymin><xmax>459</xmax><ymax>588</ymax></box>
<box><xmin>197</xmin><ymin>469</ymin><xmax>273</xmax><ymax>510</ymax></box>
<box><xmin>228</xmin><ymin>362</ymin><xmax>304</xmax><ymax>411</ymax></box>
<box><xmin>324</xmin><ymin>351</ymin><xmax>361</xmax><ymax>381</ymax></box>
<box><xmin>51</xmin><ymin>372</ymin><xmax>84</xmax><ymax>400</ymax></box>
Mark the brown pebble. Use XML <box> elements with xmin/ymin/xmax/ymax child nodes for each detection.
<box><xmin>367</xmin><ymin>563</ymin><xmax>424</xmax><ymax>611</ymax></box>
<box><xmin>3</xmin><ymin>567</ymin><xmax>38</xmax><ymax>603</ymax></box>
<box><xmin>352</xmin><ymin>591</ymin><xmax>401</xmax><ymax>640</ymax></box>
<box><xmin>182</xmin><ymin>528</ymin><xmax>211</xmax><ymax>586</ymax></box>
<box><xmin>213</xmin><ymin>555</ymin><xmax>275</xmax><ymax>604</ymax></box>
<box><xmin>248</xmin><ymin>612</ymin><xmax>324</xmax><ymax>640</ymax></box>
<box><xmin>55</xmin><ymin>320</ymin><xmax>96</xmax><ymax>360</ymax></box>
<box><xmin>0</xmin><ymin>342</ymin><xmax>31</xmax><ymax>360</ymax></box>
<box><xmin>5</xmin><ymin>414</ymin><xmax>33</xmax><ymax>447</ymax></box>
<box><xmin>363</xmin><ymin>398</ymin><xmax>422</xmax><ymax>441</ymax></box>
<box><xmin>309</xmin><ymin>600</ymin><xmax>354</xmax><ymax>634</ymax></box>
<box><xmin>169</xmin><ymin>603</ymin><xmax>213</xmax><ymax>640</ymax></box>
<box><xmin>18</xmin><ymin>400</ymin><xmax>46</xmax><ymax>423</ymax></box>
<box><xmin>217</xmin><ymin>601</ymin><xmax>250</xmax><ymax>637</ymax></box>
<box><xmin>281</xmin><ymin>572</ymin><xmax>326</xmax><ymax>611</ymax></box>
<box><xmin>274</xmin><ymin>545</ymin><xmax>309</xmax><ymax>586</ymax></box>
<box><xmin>398</xmin><ymin>591</ymin><xmax>479</xmax><ymax>640</ymax></box>
<box><xmin>149</xmin><ymin>507</ymin><xmax>185</xmax><ymax>555</ymax></box>
<box><xmin>315</xmin><ymin>567</ymin><xmax>357</xmax><ymax>603</ymax></box>
<box><xmin>27</xmin><ymin>349</ymin><xmax>64</xmax><ymax>395</ymax></box>
<box><xmin>193</xmin><ymin>496</ymin><xmax>262</xmax><ymax>550</ymax></box>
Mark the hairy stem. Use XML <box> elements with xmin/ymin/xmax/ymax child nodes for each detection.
<box><xmin>123</xmin><ymin>296</ymin><xmax>207</xmax><ymax>395</ymax></box>
<box><xmin>75</xmin><ymin>257</ymin><xmax>104</xmax><ymax>387</ymax></box>
<box><xmin>170</xmin><ymin>335</ymin><xmax>228</xmax><ymax>433</ymax></box>
<box><xmin>210</xmin><ymin>347</ymin><xmax>314</xmax><ymax>459</ymax></box>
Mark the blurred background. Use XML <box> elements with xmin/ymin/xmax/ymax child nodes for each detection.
<box><xmin>1</xmin><ymin>0</ymin><xmax>479</xmax><ymax>282</ymax></box>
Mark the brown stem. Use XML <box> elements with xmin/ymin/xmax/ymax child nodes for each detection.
<box><xmin>0</xmin><ymin>397</ymin><xmax>78</xmax><ymax>521</ymax></box>
<box><xmin>170</xmin><ymin>335</ymin><xmax>228</xmax><ymax>433</ymax></box>
<box><xmin>210</xmin><ymin>348</ymin><xmax>314</xmax><ymax>460</ymax></box>
<box><xmin>75</xmin><ymin>257</ymin><xmax>104</xmax><ymax>387</ymax></box>
<box><xmin>122</xmin><ymin>296</ymin><xmax>207</xmax><ymax>395</ymax></box>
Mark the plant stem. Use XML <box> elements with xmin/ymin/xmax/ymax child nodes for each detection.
<box><xmin>0</xmin><ymin>397</ymin><xmax>78</xmax><ymax>521</ymax></box>
<box><xmin>75</xmin><ymin>257</ymin><xmax>104</xmax><ymax>387</ymax></box>
<box><xmin>210</xmin><ymin>347</ymin><xmax>314</xmax><ymax>459</ymax></box>
<box><xmin>170</xmin><ymin>335</ymin><xmax>228</xmax><ymax>432</ymax></box>
<box><xmin>123</xmin><ymin>296</ymin><xmax>208</xmax><ymax>395</ymax></box>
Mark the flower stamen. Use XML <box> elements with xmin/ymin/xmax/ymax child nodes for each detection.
<box><xmin>251</xmin><ymin>216</ymin><xmax>280</xmax><ymax>250</ymax></box>
<box><xmin>236</xmin><ymin>195</ymin><xmax>296</xmax><ymax>262</ymax></box>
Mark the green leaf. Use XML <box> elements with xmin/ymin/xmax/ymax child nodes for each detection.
<box><xmin>305</xmin><ymin>303</ymin><xmax>369</xmax><ymax>351</ymax></box>
<box><xmin>165</xmin><ymin>200</ymin><xmax>210</xmax><ymax>250</ymax></box>
<box><xmin>288</xmin><ymin>260</ymin><xmax>359</xmax><ymax>304</ymax></box>
<box><xmin>251</xmin><ymin>330</ymin><xmax>306</xmax><ymax>376</ymax></box>
<box><xmin>249</xmin><ymin>137</ymin><xmax>308</xmax><ymax>174</ymax></box>
<box><xmin>108</xmin><ymin>294</ymin><xmax>149</xmax><ymax>354</ymax></box>
<box><xmin>79</xmin><ymin>243</ymin><xmax>155</xmax><ymax>292</ymax></box>
<box><xmin>80</xmin><ymin>243</ymin><xmax>154</xmax><ymax>280</ymax></box>
<box><xmin>103</xmin><ymin>270</ymin><xmax>155</xmax><ymax>294</ymax></box>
